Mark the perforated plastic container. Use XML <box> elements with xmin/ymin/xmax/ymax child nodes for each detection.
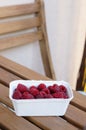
<box><xmin>9</xmin><ymin>80</ymin><xmax>73</xmax><ymax>116</ymax></box>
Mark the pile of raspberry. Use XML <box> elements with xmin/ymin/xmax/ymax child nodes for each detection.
<box><xmin>12</xmin><ymin>83</ymin><xmax>69</xmax><ymax>99</ymax></box>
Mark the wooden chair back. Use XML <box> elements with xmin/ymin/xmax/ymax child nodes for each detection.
<box><xmin>0</xmin><ymin>0</ymin><xmax>55</xmax><ymax>79</ymax></box>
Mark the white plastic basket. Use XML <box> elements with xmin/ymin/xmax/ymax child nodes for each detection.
<box><xmin>9</xmin><ymin>80</ymin><xmax>73</xmax><ymax>116</ymax></box>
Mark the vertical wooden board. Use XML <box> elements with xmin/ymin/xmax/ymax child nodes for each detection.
<box><xmin>36</xmin><ymin>0</ymin><xmax>56</xmax><ymax>79</ymax></box>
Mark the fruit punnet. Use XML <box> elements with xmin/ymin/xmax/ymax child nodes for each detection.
<box><xmin>12</xmin><ymin>83</ymin><xmax>69</xmax><ymax>99</ymax></box>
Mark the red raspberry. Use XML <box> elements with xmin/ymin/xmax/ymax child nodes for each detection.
<box><xmin>52</xmin><ymin>92</ymin><xmax>68</xmax><ymax>98</ymax></box>
<box><xmin>42</xmin><ymin>88</ymin><xmax>50</xmax><ymax>94</ymax></box>
<box><xmin>17</xmin><ymin>83</ymin><xmax>28</xmax><ymax>93</ymax></box>
<box><xmin>29</xmin><ymin>86</ymin><xmax>37</xmax><ymax>90</ymax></box>
<box><xmin>12</xmin><ymin>90</ymin><xmax>22</xmax><ymax>99</ymax></box>
<box><xmin>22</xmin><ymin>92</ymin><xmax>34</xmax><ymax>99</ymax></box>
<box><xmin>40</xmin><ymin>91</ymin><xmax>47</xmax><ymax>98</ymax></box>
<box><xmin>29</xmin><ymin>87</ymin><xmax>39</xmax><ymax>97</ymax></box>
<box><xmin>48</xmin><ymin>84</ymin><xmax>60</xmax><ymax>93</ymax></box>
<box><xmin>59</xmin><ymin>85</ymin><xmax>67</xmax><ymax>92</ymax></box>
<box><xmin>53</xmin><ymin>84</ymin><xmax>60</xmax><ymax>91</ymax></box>
<box><xmin>63</xmin><ymin>94</ymin><xmax>69</xmax><ymax>99</ymax></box>
<box><xmin>45</xmin><ymin>94</ymin><xmax>53</xmax><ymax>98</ymax></box>
<box><xmin>36</xmin><ymin>91</ymin><xmax>47</xmax><ymax>99</ymax></box>
<box><xmin>52</xmin><ymin>92</ymin><xmax>59</xmax><ymax>98</ymax></box>
<box><xmin>37</xmin><ymin>83</ymin><xmax>46</xmax><ymax>91</ymax></box>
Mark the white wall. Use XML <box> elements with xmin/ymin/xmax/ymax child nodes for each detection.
<box><xmin>0</xmin><ymin>0</ymin><xmax>86</xmax><ymax>90</ymax></box>
<box><xmin>44</xmin><ymin>0</ymin><xmax>86</xmax><ymax>89</ymax></box>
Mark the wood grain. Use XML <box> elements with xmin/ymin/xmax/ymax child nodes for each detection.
<box><xmin>0</xmin><ymin>3</ymin><xmax>40</xmax><ymax>18</ymax></box>
<box><xmin>0</xmin><ymin>67</ymin><xmax>21</xmax><ymax>85</ymax></box>
<box><xmin>71</xmin><ymin>90</ymin><xmax>86</xmax><ymax>111</ymax></box>
<box><xmin>64</xmin><ymin>104</ymin><xmax>86</xmax><ymax>129</ymax></box>
<box><xmin>0</xmin><ymin>16</ymin><xmax>41</xmax><ymax>34</ymax></box>
<box><xmin>36</xmin><ymin>0</ymin><xmax>56</xmax><ymax>79</ymax></box>
<box><xmin>0</xmin><ymin>105</ymin><xmax>41</xmax><ymax>130</ymax></box>
<box><xmin>0</xmin><ymin>31</ymin><xmax>43</xmax><ymax>50</ymax></box>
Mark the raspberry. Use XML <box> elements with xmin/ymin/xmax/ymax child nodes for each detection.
<box><xmin>36</xmin><ymin>91</ymin><xmax>47</xmax><ymax>99</ymax></box>
<box><xmin>12</xmin><ymin>82</ymin><xmax>69</xmax><ymax>100</ymax></box>
<box><xmin>59</xmin><ymin>85</ymin><xmax>67</xmax><ymax>92</ymax></box>
<box><xmin>17</xmin><ymin>83</ymin><xmax>28</xmax><ymax>93</ymax></box>
<box><xmin>40</xmin><ymin>91</ymin><xmax>47</xmax><ymax>98</ymax></box>
<box><xmin>42</xmin><ymin>88</ymin><xmax>50</xmax><ymax>94</ymax></box>
<box><xmin>52</xmin><ymin>92</ymin><xmax>68</xmax><ymax>98</ymax></box>
<box><xmin>29</xmin><ymin>86</ymin><xmax>37</xmax><ymax>90</ymax></box>
<box><xmin>53</xmin><ymin>84</ymin><xmax>60</xmax><ymax>91</ymax></box>
<box><xmin>52</xmin><ymin>93</ymin><xmax>59</xmax><ymax>98</ymax></box>
<box><xmin>48</xmin><ymin>84</ymin><xmax>60</xmax><ymax>93</ymax></box>
<box><xmin>37</xmin><ymin>83</ymin><xmax>46</xmax><ymax>91</ymax></box>
<box><xmin>45</xmin><ymin>94</ymin><xmax>53</xmax><ymax>98</ymax></box>
<box><xmin>12</xmin><ymin>90</ymin><xmax>22</xmax><ymax>99</ymax></box>
<box><xmin>22</xmin><ymin>92</ymin><xmax>34</xmax><ymax>99</ymax></box>
<box><xmin>29</xmin><ymin>87</ymin><xmax>39</xmax><ymax>97</ymax></box>
<box><xmin>63</xmin><ymin>94</ymin><xmax>69</xmax><ymax>99</ymax></box>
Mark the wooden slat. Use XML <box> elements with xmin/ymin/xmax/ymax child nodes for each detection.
<box><xmin>0</xmin><ymin>16</ymin><xmax>41</xmax><ymax>34</ymax></box>
<box><xmin>71</xmin><ymin>90</ymin><xmax>86</xmax><ymax>111</ymax></box>
<box><xmin>0</xmin><ymin>56</ymin><xmax>50</xmax><ymax>80</ymax></box>
<box><xmin>0</xmin><ymin>105</ymin><xmax>41</xmax><ymax>130</ymax></box>
<box><xmin>27</xmin><ymin>116</ymin><xmax>78</xmax><ymax>130</ymax></box>
<box><xmin>36</xmin><ymin>0</ymin><xmax>56</xmax><ymax>79</ymax></box>
<box><xmin>0</xmin><ymin>31</ymin><xmax>43</xmax><ymax>50</ymax></box>
<box><xmin>0</xmin><ymin>3</ymin><xmax>40</xmax><ymax>18</ymax></box>
<box><xmin>64</xmin><ymin>104</ymin><xmax>86</xmax><ymax>129</ymax></box>
<box><xmin>0</xmin><ymin>67</ymin><xmax>21</xmax><ymax>85</ymax></box>
<box><xmin>0</xmin><ymin>83</ymin><xmax>12</xmax><ymax>107</ymax></box>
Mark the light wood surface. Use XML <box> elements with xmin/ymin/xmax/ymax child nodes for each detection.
<box><xmin>0</xmin><ymin>31</ymin><xmax>42</xmax><ymax>50</ymax></box>
<box><xmin>0</xmin><ymin>3</ymin><xmax>40</xmax><ymax>18</ymax></box>
<box><xmin>0</xmin><ymin>16</ymin><xmax>41</xmax><ymax>34</ymax></box>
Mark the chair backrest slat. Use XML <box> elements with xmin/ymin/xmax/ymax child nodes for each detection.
<box><xmin>0</xmin><ymin>16</ymin><xmax>41</xmax><ymax>34</ymax></box>
<box><xmin>0</xmin><ymin>31</ymin><xmax>43</xmax><ymax>50</ymax></box>
<box><xmin>0</xmin><ymin>3</ymin><xmax>40</xmax><ymax>18</ymax></box>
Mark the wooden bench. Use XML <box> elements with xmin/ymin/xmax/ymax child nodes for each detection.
<box><xmin>0</xmin><ymin>56</ymin><xmax>86</xmax><ymax>130</ymax></box>
<box><xmin>0</xmin><ymin>0</ymin><xmax>55</xmax><ymax>79</ymax></box>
